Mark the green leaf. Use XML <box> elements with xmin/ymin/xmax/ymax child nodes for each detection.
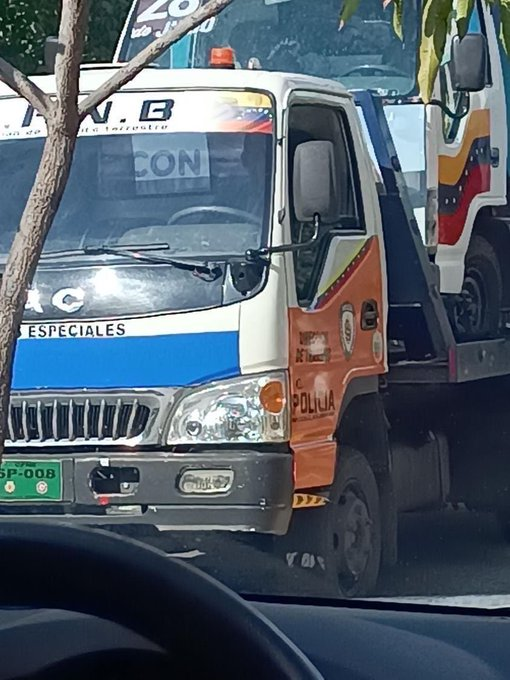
<box><xmin>0</xmin><ymin>0</ymin><xmax>132</xmax><ymax>72</ymax></box>
<box><xmin>418</xmin><ymin>0</ymin><xmax>453</xmax><ymax>102</ymax></box>
<box><xmin>392</xmin><ymin>0</ymin><xmax>403</xmax><ymax>40</ymax></box>
<box><xmin>456</xmin><ymin>0</ymin><xmax>474</xmax><ymax>37</ymax></box>
<box><xmin>338</xmin><ymin>0</ymin><xmax>362</xmax><ymax>30</ymax></box>
<box><xmin>499</xmin><ymin>0</ymin><xmax>510</xmax><ymax>54</ymax></box>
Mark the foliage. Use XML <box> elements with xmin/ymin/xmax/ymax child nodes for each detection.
<box><xmin>417</xmin><ymin>0</ymin><xmax>452</xmax><ymax>104</ymax></box>
<box><xmin>0</xmin><ymin>0</ymin><xmax>132</xmax><ymax>74</ymax></box>
<box><xmin>389</xmin><ymin>0</ymin><xmax>403</xmax><ymax>39</ymax></box>
<box><xmin>85</xmin><ymin>0</ymin><xmax>133</xmax><ymax>62</ymax></box>
<box><xmin>499</xmin><ymin>0</ymin><xmax>510</xmax><ymax>59</ymax></box>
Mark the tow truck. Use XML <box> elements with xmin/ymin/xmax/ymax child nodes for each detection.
<box><xmin>1</xmin><ymin>27</ymin><xmax>510</xmax><ymax>595</ymax></box>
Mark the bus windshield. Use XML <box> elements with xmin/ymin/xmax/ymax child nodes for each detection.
<box><xmin>119</xmin><ymin>0</ymin><xmax>420</xmax><ymax>97</ymax></box>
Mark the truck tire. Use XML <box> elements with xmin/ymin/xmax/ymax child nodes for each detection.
<box><xmin>272</xmin><ymin>447</ymin><xmax>382</xmax><ymax>598</ymax></box>
<box><xmin>448</xmin><ymin>234</ymin><xmax>502</xmax><ymax>341</ymax></box>
<box><xmin>327</xmin><ymin>446</ymin><xmax>382</xmax><ymax>597</ymax></box>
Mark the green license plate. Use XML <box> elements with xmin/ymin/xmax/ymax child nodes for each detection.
<box><xmin>0</xmin><ymin>460</ymin><xmax>62</xmax><ymax>501</ymax></box>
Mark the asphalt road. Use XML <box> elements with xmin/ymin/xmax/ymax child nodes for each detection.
<box><xmin>119</xmin><ymin>508</ymin><xmax>510</xmax><ymax>603</ymax></box>
<box><xmin>376</xmin><ymin>509</ymin><xmax>510</xmax><ymax>602</ymax></box>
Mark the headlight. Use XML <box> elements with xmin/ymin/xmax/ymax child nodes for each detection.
<box><xmin>167</xmin><ymin>372</ymin><xmax>289</xmax><ymax>445</ymax></box>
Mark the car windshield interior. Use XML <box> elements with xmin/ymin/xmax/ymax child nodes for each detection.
<box><xmin>3</xmin><ymin>3</ymin><xmax>510</xmax><ymax>679</ymax></box>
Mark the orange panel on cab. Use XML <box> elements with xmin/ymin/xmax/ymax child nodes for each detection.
<box><xmin>289</xmin><ymin>236</ymin><xmax>386</xmax><ymax>489</ymax></box>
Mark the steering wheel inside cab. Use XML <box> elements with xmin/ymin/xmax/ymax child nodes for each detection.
<box><xmin>0</xmin><ymin>523</ymin><xmax>323</xmax><ymax>680</ymax></box>
<box><xmin>167</xmin><ymin>205</ymin><xmax>259</xmax><ymax>225</ymax></box>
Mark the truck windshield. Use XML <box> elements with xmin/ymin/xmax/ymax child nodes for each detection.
<box><xmin>119</xmin><ymin>0</ymin><xmax>419</xmax><ymax>97</ymax></box>
<box><xmin>0</xmin><ymin>131</ymin><xmax>271</xmax><ymax>259</ymax></box>
<box><xmin>0</xmin><ymin>88</ymin><xmax>274</xmax><ymax>317</ymax></box>
<box><xmin>0</xmin><ymin>91</ymin><xmax>274</xmax><ymax>263</ymax></box>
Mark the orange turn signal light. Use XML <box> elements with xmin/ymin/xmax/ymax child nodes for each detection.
<box><xmin>210</xmin><ymin>46</ymin><xmax>236</xmax><ymax>69</ymax></box>
<box><xmin>259</xmin><ymin>380</ymin><xmax>285</xmax><ymax>414</ymax></box>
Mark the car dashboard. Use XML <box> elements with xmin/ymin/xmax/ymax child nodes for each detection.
<box><xmin>2</xmin><ymin>598</ymin><xmax>510</xmax><ymax>679</ymax></box>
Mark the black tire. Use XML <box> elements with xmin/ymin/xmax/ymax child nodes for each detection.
<box><xmin>326</xmin><ymin>446</ymin><xmax>382</xmax><ymax>597</ymax></box>
<box><xmin>447</xmin><ymin>234</ymin><xmax>502</xmax><ymax>341</ymax></box>
<box><xmin>281</xmin><ymin>447</ymin><xmax>382</xmax><ymax>598</ymax></box>
<box><xmin>269</xmin><ymin>448</ymin><xmax>382</xmax><ymax>598</ymax></box>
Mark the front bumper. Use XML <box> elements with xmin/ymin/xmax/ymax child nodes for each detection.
<box><xmin>0</xmin><ymin>451</ymin><xmax>293</xmax><ymax>534</ymax></box>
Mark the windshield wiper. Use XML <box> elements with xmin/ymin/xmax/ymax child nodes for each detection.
<box><xmin>40</xmin><ymin>242</ymin><xmax>170</xmax><ymax>260</ymax></box>
<box><xmin>40</xmin><ymin>243</ymin><xmax>223</xmax><ymax>282</ymax></box>
<box><xmin>84</xmin><ymin>244</ymin><xmax>223</xmax><ymax>280</ymax></box>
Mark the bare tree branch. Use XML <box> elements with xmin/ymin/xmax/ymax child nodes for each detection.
<box><xmin>78</xmin><ymin>0</ymin><xmax>235</xmax><ymax>117</ymax></box>
<box><xmin>0</xmin><ymin>0</ymin><xmax>92</xmax><ymax>454</ymax></box>
<box><xmin>54</xmin><ymin>0</ymin><xmax>91</xmax><ymax>130</ymax></box>
<box><xmin>0</xmin><ymin>56</ymin><xmax>53</xmax><ymax>117</ymax></box>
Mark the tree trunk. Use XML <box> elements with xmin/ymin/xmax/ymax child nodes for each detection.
<box><xmin>0</xmin><ymin>125</ymin><xmax>78</xmax><ymax>454</ymax></box>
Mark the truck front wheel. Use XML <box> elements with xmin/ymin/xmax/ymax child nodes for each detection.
<box><xmin>327</xmin><ymin>446</ymin><xmax>382</xmax><ymax>597</ymax></box>
<box><xmin>275</xmin><ymin>447</ymin><xmax>381</xmax><ymax>598</ymax></box>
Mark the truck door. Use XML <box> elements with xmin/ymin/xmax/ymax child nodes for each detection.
<box><xmin>285</xmin><ymin>97</ymin><xmax>386</xmax><ymax>490</ymax></box>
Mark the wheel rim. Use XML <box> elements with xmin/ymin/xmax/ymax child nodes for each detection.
<box><xmin>453</xmin><ymin>267</ymin><xmax>487</xmax><ymax>337</ymax></box>
<box><xmin>333</xmin><ymin>486</ymin><xmax>373</xmax><ymax>595</ymax></box>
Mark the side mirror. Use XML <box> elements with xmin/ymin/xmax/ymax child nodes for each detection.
<box><xmin>451</xmin><ymin>34</ymin><xmax>487</xmax><ymax>92</ymax></box>
<box><xmin>44</xmin><ymin>36</ymin><xmax>59</xmax><ymax>74</ymax></box>
<box><xmin>293</xmin><ymin>140</ymin><xmax>340</xmax><ymax>224</ymax></box>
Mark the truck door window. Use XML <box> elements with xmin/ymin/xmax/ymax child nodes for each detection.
<box><xmin>288</xmin><ymin>104</ymin><xmax>364</xmax><ymax>307</ymax></box>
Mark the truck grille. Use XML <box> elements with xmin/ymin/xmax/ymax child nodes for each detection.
<box><xmin>7</xmin><ymin>397</ymin><xmax>151</xmax><ymax>444</ymax></box>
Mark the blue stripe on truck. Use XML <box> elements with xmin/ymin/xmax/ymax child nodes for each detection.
<box><xmin>12</xmin><ymin>331</ymin><xmax>240</xmax><ymax>390</ymax></box>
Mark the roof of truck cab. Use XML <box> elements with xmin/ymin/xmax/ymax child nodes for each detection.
<box><xmin>0</xmin><ymin>65</ymin><xmax>352</xmax><ymax>101</ymax></box>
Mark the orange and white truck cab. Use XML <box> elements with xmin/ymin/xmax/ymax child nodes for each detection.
<box><xmin>0</xmin><ymin>66</ymin><xmax>383</xmax><ymax>559</ymax></box>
